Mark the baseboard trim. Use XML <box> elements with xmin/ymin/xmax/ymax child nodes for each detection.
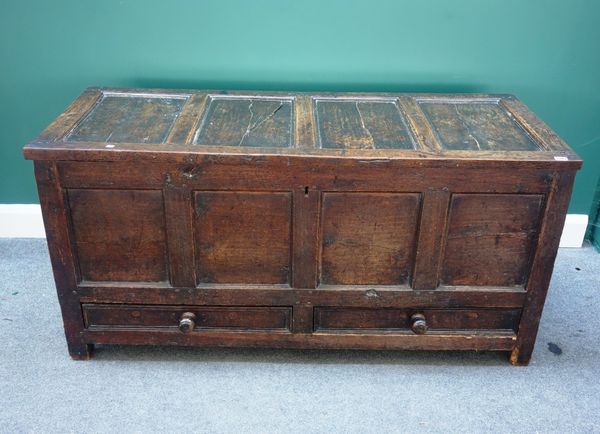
<box><xmin>558</xmin><ymin>214</ymin><xmax>588</xmax><ymax>248</ymax></box>
<box><xmin>0</xmin><ymin>204</ymin><xmax>591</xmax><ymax>247</ymax></box>
<box><xmin>0</xmin><ymin>204</ymin><xmax>46</xmax><ymax>238</ymax></box>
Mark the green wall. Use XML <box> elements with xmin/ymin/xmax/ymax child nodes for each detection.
<box><xmin>1</xmin><ymin>0</ymin><xmax>599</xmax><ymax>218</ymax></box>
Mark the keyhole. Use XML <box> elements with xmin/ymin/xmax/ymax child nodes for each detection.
<box><xmin>304</xmin><ymin>186</ymin><xmax>309</xmax><ymax>196</ymax></box>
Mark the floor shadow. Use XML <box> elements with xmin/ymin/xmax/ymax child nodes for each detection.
<box><xmin>91</xmin><ymin>344</ymin><xmax>510</xmax><ymax>367</ymax></box>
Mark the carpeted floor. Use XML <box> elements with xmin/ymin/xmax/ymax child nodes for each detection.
<box><xmin>1</xmin><ymin>238</ymin><xmax>599</xmax><ymax>433</ymax></box>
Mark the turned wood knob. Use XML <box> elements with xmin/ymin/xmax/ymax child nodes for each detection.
<box><xmin>179</xmin><ymin>312</ymin><xmax>196</xmax><ymax>333</ymax></box>
<box><xmin>411</xmin><ymin>313</ymin><xmax>428</xmax><ymax>335</ymax></box>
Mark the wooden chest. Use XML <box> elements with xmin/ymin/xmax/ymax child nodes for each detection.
<box><xmin>24</xmin><ymin>88</ymin><xmax>582</xmax><ymax>364</ymax></box>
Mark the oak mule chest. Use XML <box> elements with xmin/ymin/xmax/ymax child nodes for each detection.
<box><xmin>24</xmin><ymin>88</ymin><xmax>582</xmax><ymax>365</ymax></box>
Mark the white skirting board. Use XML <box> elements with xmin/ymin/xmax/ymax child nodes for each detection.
<box><xmin>0</xmin><ymin>204</ymin><xmax>590</xmax><ymax>248</ymax></box>
<box><xmin>0</xmin><ymin>205</ymin><xmax>46</xmax><ymax>238</ymax></box>
<box><xmin>559</xmin><ymin>214</ymin><xmax>589</xmax><ymax>248</ymax></box>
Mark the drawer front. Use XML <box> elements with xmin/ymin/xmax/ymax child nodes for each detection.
<box><xmin>83</xmin><ymin>304</ymin><xmax>292</xmax><ymax>331</ymax></box>
<box><xmin>314</xmin><ymin>308</ymin><xmax>520</xmax><ymax>332</ymax></box>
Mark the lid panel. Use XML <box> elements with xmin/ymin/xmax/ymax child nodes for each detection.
<box><xmin>314</xmin><ymin>99</ymin><xmax>415</xmax><ymax>150</ymax></box>
<box><xmin>193</xmin><ymin>96</ymin><xmax>294</xmax><ymax>147</ymax></box>
<box><xmin>65</xmin><ymin>93</ymin><xmax>187</xmax><ymax>144</ymax></box>
<box><xmin>418</xmin><ymin>99</ymin><xmax>541</xmax><ymax>151</ymax></box>
<box><xmin>24</xmin><ymin>87</ymin><xmax>581</xmax><ymax>167</ymax></box>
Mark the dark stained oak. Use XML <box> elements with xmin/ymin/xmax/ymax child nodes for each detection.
<box><xmin>320</xmin><ymin>192</ymin><xmax>420</xmax><ymax>285</ymax></box>
<box><xmin>314</xmin><ymin>307</ymin><xmax>521</xmax><ymax>332</ymax></box>
<box><xmin>83</xmin><ymin>304</ymin><xmax>292</xmax><ymax>331</ymax></box>
<box><xmin>411</xmin><ymin>188</ymin><xmax>451</xmax><ymax>290</ymax></box>
<box><xmin>291</xmin><ymin>186</ymin><xmax>320</xmax><ymax>289</ymax></box>
<box><xmin>34</xmin><ymin>161</ymin><xmax>92</xmax><ymax>360</ymax></box>
<box><xmin>68</xmin><ymin>189</ymin><xmax>169</xmax><ymax>283</ymax></box>
<box><xmin>441</xmin><ymin>194</ymin><xmax>544</xmax><ymax>286</ymax></box>
<box><xmin>418</xmin><ymin>99</ymin><xmax>541</xmax><ymax>151</ymax></box>
<box><xmin>24</xmin><ymin>87</ymin><xmax>582</xmax><ymax>364</ymax></box>
<box><xmin>82</xmin><ymin>329</ymin><xmax>518</xmax><ymax>352</ymax></box>
<box><xmin>66</xmin><ymin>93</ymin><xmax>188</xmax><ymax>144</ymax></box>
<box><xmin>314</xmin><ymin>99</ymin><xmax>415</xmax><ymax>149</ymax></box>
<box><xmin>194</xmin><ymin>96</ymin><xmax>294</xmax><ymax>147</ymax></box>
<box><xmin>511</xmin><ymin>172</ymin><xmax>577</xmax><ymax>365</ymax></box>
<box><xmin>193</xmin><ymin>191</ymin><xmax>292</xmax><ymax>285</ymax></box>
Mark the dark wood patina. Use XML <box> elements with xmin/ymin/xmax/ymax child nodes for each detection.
<box><xmin>24</xmin><ymin>87</ymin><xmax>582</xmax><ymax>364</ymax></box>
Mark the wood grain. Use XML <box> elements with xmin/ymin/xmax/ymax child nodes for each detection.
<box><xmin>315</xmin><ymin>307</ymin><xmax>520</xmax><ymax>331</ymax></box>
<box><xmin>34</xmin><ymin>162</ymin><xmax>92</xmax><ymax>359</ymax></box>
<box><xmin>193</xmin><ymin>191</ymin><xmax>292</xmax><ymax>284</ymax></box>
<box><xmin>164</xmin><ymin>186</ymin><xmax>196</xmax><ymax>287</ymax></box>
<box><xmin>25</xmin><ymin>88</ymin><xmax>583</xmax><ymax>170</ymax></box>
<box><xmin>82</xmin><ymin>328</ymin><xmax>518</xmax><ymax>352</ymax></box>
<box><xmin>511</xmin><ymin>172</ymin><xmax>576</xmax><ymax>365</ymax></box>
<box><xmin>412</xmin><ymin>188</ymin><xmax>451</xmax><ymax>290</ymax></box>
<box><xmin>83</xmin><ymin>304</ymin><xmax>292</xmax><ymax>331</ymax></box>
<box><xmin>418</xmin><ymin>99</ymin><xmax>540</xmax><ymax>151</ymax></box>
<box><xmin>292</xmin><ymin>186</ymin><xmax>320</xmax><ymax>288</ymax></box>
<box><xmin>68</xmin><ymin>189</ymin><xmax>169</xmax><ymax>283</ymax></box>
<box><xmin>194</xmin><ymin>96</ymin><xmax>293</xmax><ymax>147</ymax></box>
<box><xmin>441</xmin><ymin>194</ymin><xmax>544</xmax><ymax>287</ymax></box>
<box><xmin>320</xmin><ymin>193</ymin><xmax>420</xmax><ymax>285</ymax></box>
<box><xmin>314</xmin><ymin>99</ymin><xmax>414</xmax><ymax>149</ymax></box>
<box><xmin>66</xmin><ymin>94</ymin><xmax>187</xmax><ymax>144</ymax></box>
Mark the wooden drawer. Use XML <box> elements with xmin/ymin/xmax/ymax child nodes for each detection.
<box><xmin>82</xmin><ymin>304</ymin><xmax>292</xmax><ymax>332</ymax></box>
<box><xmin>314</xmin><ymin>307</ymin><xmax>521</xmax><ymax>333</ymax></box>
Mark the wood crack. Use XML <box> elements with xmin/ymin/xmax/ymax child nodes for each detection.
<box><xmin>355</xmin><ymin>102</ymin><xmax>375</xmax><ymax>149</ymax></box>
<box><xmin>454</xmin><ymin>104</ymin><xmax>482</xmax><ymax>151</ymax></box>
<box><xmin>238</xmin><ymin>100</ymin><xmax>284</xmax><ymax>147</ymax></box>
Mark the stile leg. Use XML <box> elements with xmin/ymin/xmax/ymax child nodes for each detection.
<box><xmin>509</xmin><ymin>346</ymin><xmax>532</xmax><ymax>366</ymax></box>
<box><xmin>68</xmin><ymin>342</ymin><xmax>94</xmax><ymax>360</ymax></box>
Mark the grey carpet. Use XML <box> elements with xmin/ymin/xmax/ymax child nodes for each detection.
<box><xmin>1</xmin><ymin>238</ymin><xmax>599</xmax><ymax>433</ymax></box>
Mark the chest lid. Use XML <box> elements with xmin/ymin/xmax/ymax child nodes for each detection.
<box><xmin>23</xmin><ymin>87</ymin><xmax>581</xmax><ymax>168</ymax></box>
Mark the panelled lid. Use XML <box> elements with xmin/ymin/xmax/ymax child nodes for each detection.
<box><xmin>23</xmin><ymin>87</ymin><xmax>582</xmax><ymax>168</ymax></box>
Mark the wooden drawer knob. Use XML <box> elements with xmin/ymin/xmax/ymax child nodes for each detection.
<box><xmin>178</xmin><ymin>312</ymin><xmax>196</xmax><ymax>333</ymax></box>
<box><xmin>411</xmin><ymin>313</ymin><xmax>428</xmax><ymax>335</ymax></box>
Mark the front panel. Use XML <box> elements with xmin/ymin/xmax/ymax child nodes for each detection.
<box><xmin>68</xmin><ymin>189</ymin><xmax>168</xmax><ymax>283</ymax></box>
<box><xmin>193</xmin><ymin>191</ymin><xmax>292</xmax><ymax>285</ymax></box>
<box><xmin>441</xmin><ymin>194</ymin><xmax>544</xmax><ymax>287</ymax></box>
<box><xmin>63</xmin><ymin>166</ymin><xmax>548</xmax><ymax>292</ymax></box>
<box><xmin>319</xmin><ymin>192</ymin><xmax>421</xmax><ymax>286</ymax></box>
